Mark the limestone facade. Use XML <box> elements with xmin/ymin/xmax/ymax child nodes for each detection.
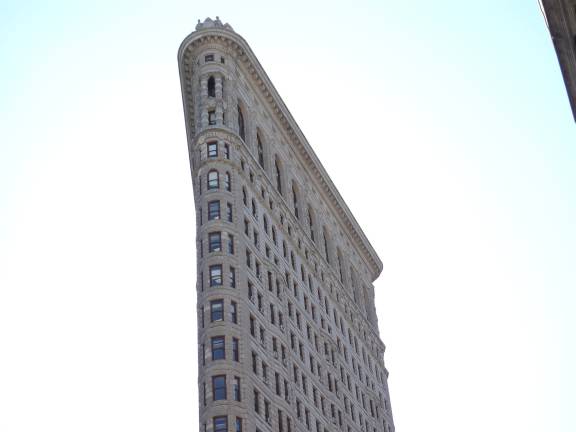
<box><xmin>178</xmin><ymin>17</ymin><xmax>395</xmax><ymax>432</ymax></box>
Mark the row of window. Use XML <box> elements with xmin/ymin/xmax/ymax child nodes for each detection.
<box><xmin>206</xmin><ymin>141</ymin><xmax>230</xmax><ymax>159</ymax></box>
<box><xmin>201</xmin><ymin>81</ymin><xmax>381</xmax><ymax>365</ymax></box>
<box><xmin>199</xmin><ymin>231</ymin><xmax>234</xmax><ymax>257</ymax></box>
<box><xmin>202</xmin><ymin>375</ymin><xmax>241</xmax><ymax>404</ymax></box>
<box><xmin>242</xmin><ymin>247</ymin><xmax>389</xmax><ymax>423</ymax></box>
<box><xmin>201</xmin><ymin>336</ymin><xmax>239</xmax><ymax>364</ymax></box>
<box><xmin>203</xmin><ymin>416</ymin><xmax>242</xmax><ymax>432</ymax></box>
<box><xmin>203</xmin><ymin>54</ymin><xmax>225</xmax><ymax>64</ymax></box>
<box><xmin>201</xmin><ymin>299</ymin><xmax>238</xmax><ymax>326</ymax></box>
<box><xmin>199</xmin><ymin>200</ymin><xmax>233</xmax><ymax>226</ymax></box>
<box><xmin>239</xmin><ymin>188</ymin><xmax>387</xmax><ymax>390</ymax></box>
<box><xmin>199</xmin><ymin>170</ymin><xmax>232</xmax><ymax>193</ymax></box>
<box><xmin>195</xmin><ymin>166</ymin><xmax>389</xmax><ymax>420</ymax></box>
<box><xmin>238</xmin><ymin>186</ymin><xmax>389</xmax><ymax>400</ymax></box>
<box><xmin>248</xmin><ymin>295</ymin><xmax>385</xmax><ymax>428</ymax></box>
<box><xmin>252</xmin><ymin>380</ymin><xmax>389</xmax><ymax>432</ymax></box>
<box><xmin>241</xmin><ymin>250</ymin><xmax>384</xmax><ymax>402</ymax></box>
<box><xmin>235</xmin><ymin>149</ymin><xmax>384</xmax><ymax>361</ymax></box>
<box><xmin>200</xmin><ymin>264</ymin><xmax>236</xmax><ymax>290</ymax></box>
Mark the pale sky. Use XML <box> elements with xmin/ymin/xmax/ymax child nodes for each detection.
<box><xmin>1</xmin><ymin>1</ymin><xmax>575</xmax><ymax>431</ymax></box>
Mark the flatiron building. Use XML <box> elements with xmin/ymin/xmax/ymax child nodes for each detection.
<box><xmin>178</xmin><ymin>17</ymin><xmax>395</xmax><ymax>432</ymax></box>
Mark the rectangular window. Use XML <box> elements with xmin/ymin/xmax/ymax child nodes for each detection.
<box><xmin>246</xmin><ymin>249</ymin><xmax>252</xmax><ymax>268</ymax></box>
<box><xmin>232</xmin><ymin>337</ymin><xmax>239</xmax><ymax>362</ymax></box>
<box><xmin>213</xmin><ymin>416</ymin><xmax>227</xmax><ymax>432</ymax></box>
<box><xmin>227</xmin><ymin>203</ymin><xmax>233</xmax><ymax>222</ymax></box>
<box><xmin>212</xmin><ymin>375</ymin><xmax>226</xmax><ymax>400</ymax></box>
<box><xmin>208</xmin><ymin>110</ymin><xmax>216</xmax><ymax>125</ymax></box>
<box><xmin>207</xmin><ymin>142</ymin><xmax>218</xmax><ymax>158</ymax></box>
<box><xmin>211</xmin><ymin>336</ymin><xmax>225</xmax><ymax>360</ymax></box>
<box><xmin>209</xmin><ymin>232</ymin><xmax>222</xmax><ymax>252</ymax></box>
<box><xmin>208</xmin><ymin>200</ymin><xmax>220</xmax><ymax>220</ymax></box>
<box><xmin>224</xmin><ymin>143</ymin><xmax>230</xmax><ymax>160</ymax></box>
<box><xmin>228</xmin><ymin>234</ymin><xmax>234</xmax><ymax>254</ymax></box>
<box><xmin>252</xmin><ymin>351</ymin><xmax>257</xmax><ymax>373</ymax></box>
<box><xmin>235</xmin><ymin>417</ymin><xmax>242</xmax><ymax>432</ymax></box>
<box><xmin>209</xmin><ymin>265</ymin><xmax>222</xmax><ymax>287</ymax></box>
<box><xmin>205</xmin><ymin>54</ymin><xmax>215</xmax><ymax>62</ymax></box>
<box><xmin>210</xmin><ymin>299</ymin><xmax>224</xmax><ymax>322</ymax></box>
<box><xmin>254</xmin><ymin>389</ymin><xmax>260</xmax><ymax>413</ymax></box>
<box><xmin>230</xmin><ymin>301</ymin><xmax>238</xmax><ymax>323</ymax></box>
<box><xmin>233</xmin><ymin>376</ymin><xmax>241</xmax><ymax>401</ymax></box>
<box><xmin>278</xmin><ymin>411</ymin><xmax>284</xmax><ymax>432</ymax></box>
<box><xmin>275</xmin><ymin>372</ymin><xmax>280</xmax><ymax>395</ymax></box>
<box><xmin>229</xmin><ymin>267</ymin><xmax>236</xmax><ymax>288</ymax></box>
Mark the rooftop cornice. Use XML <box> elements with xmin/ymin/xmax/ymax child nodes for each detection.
<box><xmin>178</xmin><ymin>21</ymin><xmax>384</xmax><ymax>281</ymax></box>
<box><xmin>541</xmin><ymin>0</ymin><xmax>576</xmax><ymax>122</ymax></box>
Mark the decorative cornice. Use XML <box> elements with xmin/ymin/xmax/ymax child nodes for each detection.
<box><xmin>178</xmin><ymin>22</ymin><xmax>384</xmax><ymax>282</ymax></box>
<box><xmin>541</xmin><ymin>0</ymin><xmax>576</xmax><ymax>122</ymax></box>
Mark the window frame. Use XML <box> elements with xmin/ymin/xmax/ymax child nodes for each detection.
<box><xmin>208</xmin><ymin>200</ymin><xmax>220</xmax><ymax>220</ymax></box>
<box><xmin>207</xmin><ymin>141</ymin><xmax>218</xmax><ymax>158</ymax></box>
<box><xmin>208</xmin><ymin>231</ymin><xmax>222</xmax><ymax>253</ymax></box>
<box><xmin>211</xmin><ymin>336</ymin><xmax>226</xmax><ymax>360</ymax></box>
<box><xmin>207</xmin><ymin>170</ymin><xmax>219</xmax><ymax>190</ymax></box>
<box><xmin>209</xmin><ymin>264</ymin><xmax>223</xmax><ymax>287</ymax></box>
<box><xmin>213</xmin><ymin>416</ymin><xmax>227</xmax><ymax>432</ymax></box>
<box><xmin>212</xmin><ymin>375</ymin><xmax>227</xmax><ymax>401</ymax></box>
<box><xmin>210</xmin><ymin>299</ymin><xmax>224</xmax><ymax>322</ymax></box>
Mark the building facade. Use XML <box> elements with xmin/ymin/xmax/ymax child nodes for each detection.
<box><xmin>178</xmin><ymin>17</ymin><xmax>395</xmax><ymax>432</ymax></box>
<box><xmin>541</xmin><ymin>0</ymin><xmax>576</xmax><ymax>121</ymax></box>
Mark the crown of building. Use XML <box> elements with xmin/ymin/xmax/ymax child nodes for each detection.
<box><xmin>195</xmin><ymin>16</ymin><xmax>234</xmax><ymax>32</ymax></box>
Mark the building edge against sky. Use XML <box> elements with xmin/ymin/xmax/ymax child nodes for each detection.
<box><xmin>178</xmin><ymin>17</ymin><xmax>395</xmax><ymax>432</ymax></box>
<box><xmin>541</xmin><ymin>0</ymin><xmax>576</xmax><ymax>121</ymax></box>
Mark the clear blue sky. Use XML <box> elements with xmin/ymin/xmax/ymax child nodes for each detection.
<box><xmin>1</xmin><ymin>1</ymin><xmax>575</xmax><ymax>431</ymax></box>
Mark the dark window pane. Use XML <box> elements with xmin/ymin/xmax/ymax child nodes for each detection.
<box><xmin>211</xmin><ymin>300</ymin><xmax>224</xmax><ymax>322</ymax></box>
<box><xmin>212</xmin><ymin>336</ymin><xmax>225</xmax><ymax>360</ymax></box>
<box><xmin>209</xmin><ymin>265</ymin><xmax>222</xmax><ymax>286</ymax></box>
<box><xmin>212</xmin><ymin>375</ymin><xmax>227</xmax><ymax>400</ymax></box>
<box><xmin>207</xmin><ymin>142</ymin><xmax>218</xmax><ymax>157</ymax></box>
<box><xmin>208</xmin><ymin>200</ymin><xmax>220</xmax><ymax>220</ymax></box>
<box><xmin>213</xmin><ymin>416</ymin><xmax>227</xmax><ymax>432</ymax></box>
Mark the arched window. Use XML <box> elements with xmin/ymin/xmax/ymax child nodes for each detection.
<box><xmin>207</xmin><ymin>170</ymin><xmax>219</xmax><ymax>189</ymax></box>
<box><xmin>207</xmin><ymin>76</ymin><xmax>216</xmax><ymax>97</ymax></box>
<box><xmin>274</xmin><ymin>157</ymin><xmax>282</xmax><ymax>194</ymax></box>
<box><xmin>237</xmin><ymin>104</ymin><xmax>245</xmax><ymax>141</ymax></box>
<box><xmin>291</xmin><ymin>181</ymin><xmax>299</xmax><ymax>219</ymax></box>
<box><xmin>308</xmin><ymin>206</ymin><xmax>315</xmax><ymax>242</ymax></box>
<box><xmin>257</xmin><ymin>134</ymin><xmax>264</xmax><ymax>168</ymax></box>
<box><xmin>225</xmin><ymin>171</ymin><xmax>231</xmax><ymax>191</ymax></box>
